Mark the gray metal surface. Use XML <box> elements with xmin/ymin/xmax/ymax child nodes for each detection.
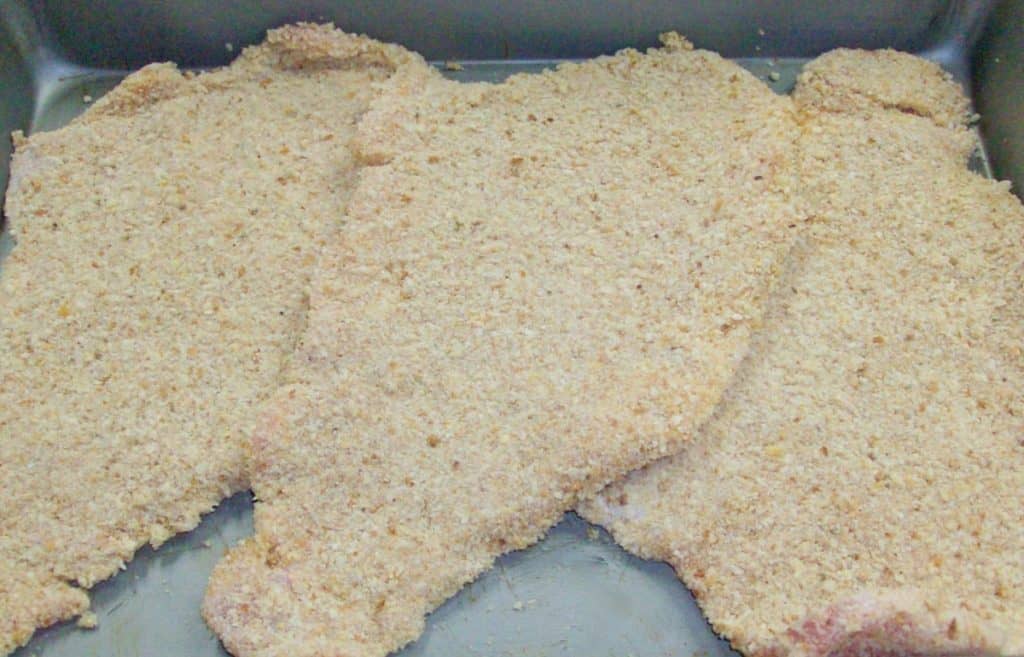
<box><xmin>974</xmin><ymin>0</ymin><xmax>1024</xmax><ymax>196</ymax></box>
<box><xmin>11</xmin><ymin>494</ymin><xmax>254</xmax><ymax>657</ymax></box>
<box><xmin>17</xmin><ymin>497</ymin><xmax>741</xmax><ymax>657</ymax></box>
<box><xmin>0</xmin><ymin>0</ymin><xmax>33</xmax><ymax>209</ymax></box>
<box><xmin>0</xmin><ymin>2</ymin><xmax>1019</xmax><ymax>657</ymax></box>
<box><xmin>37</xmin><ymin>0</ymin><xmax>958</xmax><ymax>66</ymax></box>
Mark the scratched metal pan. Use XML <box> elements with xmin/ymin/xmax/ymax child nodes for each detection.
<box><xmin>1</xmin><ymin>1</ymin><xmax>1021</xmax><ymax>656</ymax></box>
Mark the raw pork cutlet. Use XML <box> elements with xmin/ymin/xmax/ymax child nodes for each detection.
<box><xmin>581</xmin><ymin>49</ymin><xmax>1024</xmax><ymax>657</ymax></box>
<box><xmin>202</xmin><ymin>33</ymin><xmax>802</xmax><ymax>657</ymax></box>
<box><xmin>0</xmin><ymin>23</ymin><xmax>428</xmax><ymax>655</ymax></box>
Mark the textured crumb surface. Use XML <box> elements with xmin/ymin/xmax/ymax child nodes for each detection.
<box><xmin>202</xmin><ymin>34</ymin><xmax>801</xmax><ymax>657</ymax></box>
<box><xmin>0</xmin><ymin>24</ymin><xmax>425</xmax><ymax>655</ymax></box>
<box><xmin>790</xmin><ymin>48</ymin><xmax>971</xmax><ymax>129</ymax></box>
<box><xmin>581</xmin><ymin>49</ymin><xmax>1024</xmax><ymax>657</ymax></box>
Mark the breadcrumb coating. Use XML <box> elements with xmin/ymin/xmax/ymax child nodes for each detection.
<box><xmin>0</xmin><ymin>24</ymin><xmax>426</xmax><ymax>655</ymax></box>
<box><xmin>202</xmin><ymin>34</ymin><xmax>801</xmax><ymax>657</ymax></box>
<box><xmin>581</xmin><ymin>49</ymin><xmax>1024</xmax><ymax>657</ymax></box>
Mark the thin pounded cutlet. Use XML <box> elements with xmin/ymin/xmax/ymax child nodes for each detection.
<box><xmin>202</xmin><ymin>34</ymin><xmax>802</xmax><ymax>657</ymax></box>
<box><xmin>581</xmin><ymin>49</ymin><xmax>1024</xmax><ymax>657</ymax></box>
<box><xmin>0</xmin><ymin>24</ymin><xmax>428</xmax><ymax>655</ymax></box>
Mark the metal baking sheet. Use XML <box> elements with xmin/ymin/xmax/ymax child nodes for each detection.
<box><xmin>1</xmin><ymin>1</ymin><xmax>1018</xmax><ymax>656</ymax></box>
<box><xmin>12</xmin><ymin>497</ymin><xmax>742</xmax><ymax>657</ymax></box>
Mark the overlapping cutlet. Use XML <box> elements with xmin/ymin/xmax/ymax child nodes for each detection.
<box><xmin>0</xmin><ymin>23</ymin><xmax>429</xmax><ymax>655</ymax></box>
<box><xmin>581</xmin><ymin>49</ymin><xmax>1024</xmax><ymax>657</ymax></box>
<box><xmin>202</xmin><ymin>33</ymin><xmax>802</xmax><ymax>657</ymax></box>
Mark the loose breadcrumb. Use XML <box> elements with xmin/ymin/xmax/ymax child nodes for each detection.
<box><xmin>0</xmin><ymin>23</ymin><xmax>428</xmax><ymax>656</ymax></box>
<box><xmin>203</xmin><ymin>33</ymin><xmax>801</xmax><ymax>657</ymax></box>
<box><xmin>582</xmin><ymin>49</ymin><xmax>1024</xmax><ymax>657</ymax></box>
<box><xmin>75</xmin><ymin>611</ymin><xmax>97</xmax><ymax>630</ymax></box>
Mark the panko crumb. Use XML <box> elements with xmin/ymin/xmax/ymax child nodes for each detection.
<box><xmin>75</xmin><ymin>612</ymin><xmax>97</xmax><ymax>630</ymax></box>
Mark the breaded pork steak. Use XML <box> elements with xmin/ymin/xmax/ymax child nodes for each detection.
<box><xmin>581</xmin><ymin>50</ymin><xmax>1024</xmax><ymax>657</ymax></box>
<box><xmin>202</xmin><ymin>34</ymin><xmax>801</xmax><ymax>657</ymax></box>
<box><xmin>0</xmin><ymin>24</ymin><xmax>428</xmax><ymax>655</ymax></box>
